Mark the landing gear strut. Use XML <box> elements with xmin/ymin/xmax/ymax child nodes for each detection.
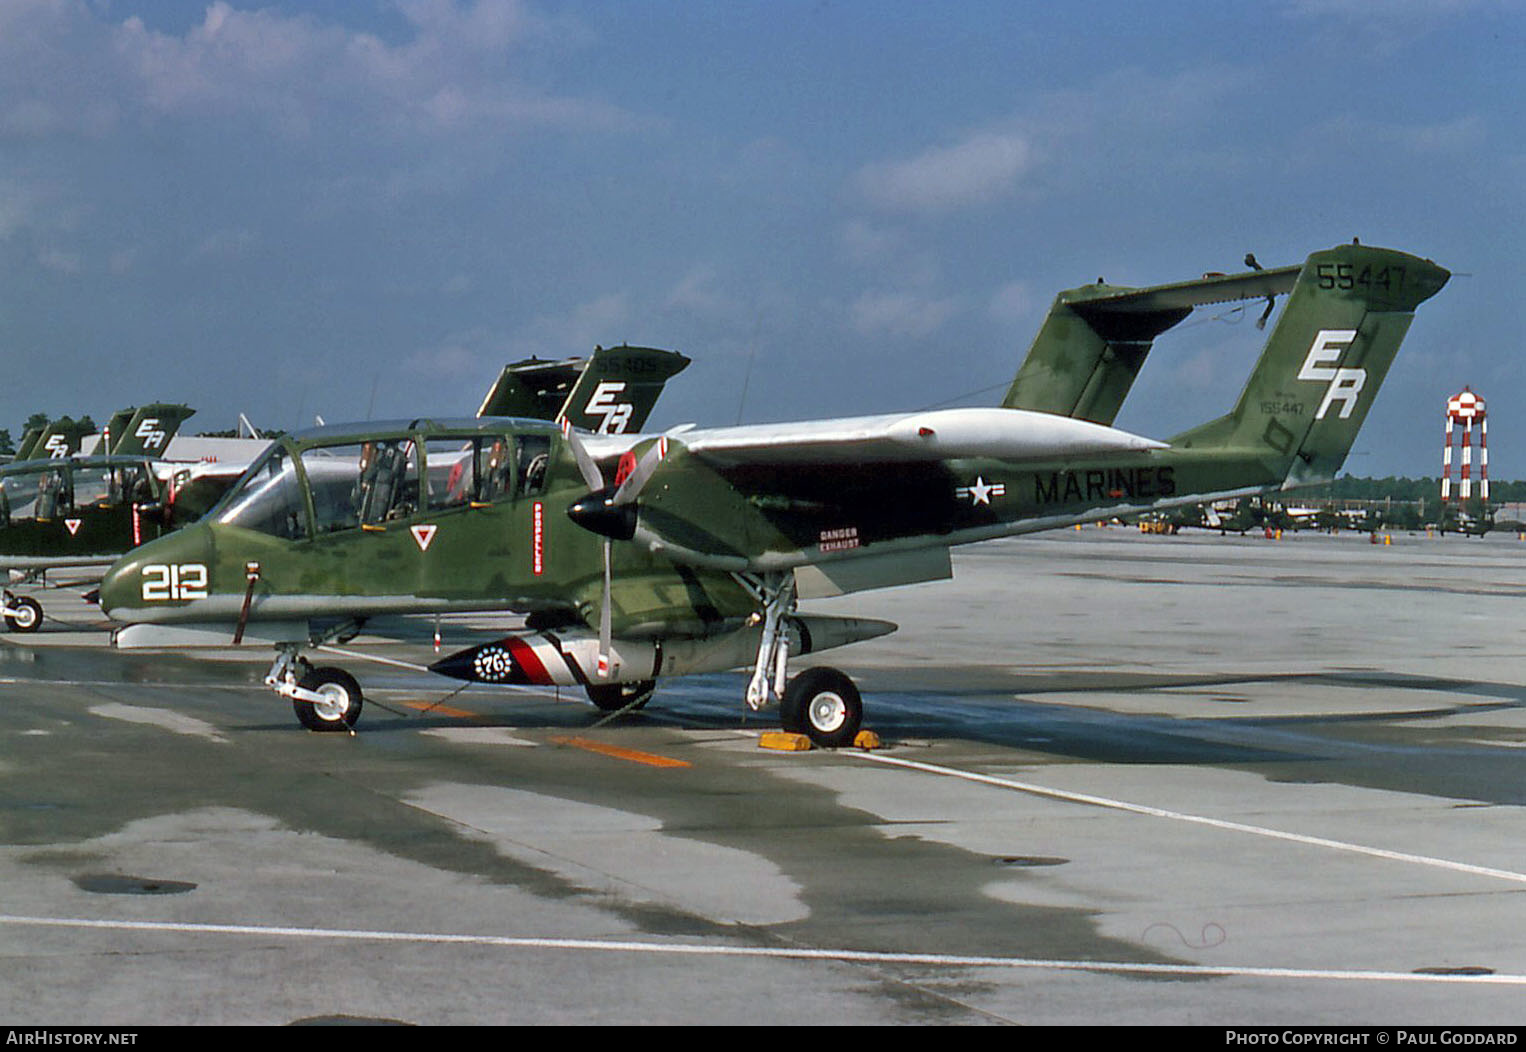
<box><xmin>743</xmin><ymin>572</ymin><xmax>796</xmax><ymax>712</ymax></box>
<box><xmin>741</xmin><ymin>571</ymin><xmax>864</xmax><ymax>748</ymax></box>
<box><xmin>263</xmin><ymin>620</ymin><xmax>366</xmax><ymax>732</ymax></box>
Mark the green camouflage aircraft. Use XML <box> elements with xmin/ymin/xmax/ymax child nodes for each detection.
<box><xmin>0</xmin><ymin>405</ymin><xmax>197</xmax><ymax>629</ymax></box>
<box><xmin>0</xmin><ymin>349</ymin><xmax>687</xmax><ymax>632</ymax></box>
<box><xmin>98</xmin><ymin>243</ymin><xmax>1448</xmax><ymax>745</ymax></box>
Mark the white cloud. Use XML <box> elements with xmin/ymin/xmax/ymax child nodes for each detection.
<box><xmin>1308</xmin><ymin>113</ymin><xmax>1487</xmax><ymax>156</ymax></box>
<box><xmin>856</xmin><ymin>131</ymin><xmax>1033</xmax><ymax>212</ymax></box>
<box><xmin>405</xmin><ymin>324</ymin><xmax>497</xmax><ymax>379</ymax></box>
<box><xmin>191</xmin><ymin>227</ymin><xmax>259</xmax><ymax>261</ymax></box>
<box><xmin>442</xmin><ymin>272</ymin><xmax>476</xmax><ymax>296</ymax></box>
<box><xmin>0</xmin><ymin>0</ymin><xmax>639</xmax><ymax>143</ymax></box>
<box><xmin>848</xmin><ymin>290</ymin><xmax>961</xmax><ymax>339</ymax></box>
<box><xmin>0</xmin><ymin>179</ymin><xmax>47</xmax><ymax>240</ymax></box>
<box><xmin>508</xmin><ymin>291</ymin><xmax>633</xmax><ymax>359</ymax></box>
<box><xmin>36</xmin><ymin>246</ymin><xmax>82</xmax><ymax>275</ymax></box>
<box><xmin>988</xmin><ymin>280</ymin><xmax>1036</xmax><ymax>325</ymax></box>
<box><xmin>665</xmin><ymin>265</ymin><xmax>741</xmax><ymax>318</ymax></box>
<box><xmin>839</xmin><ymin>219</ymin><xmax>902</xmax><ymax>266</ymax></box>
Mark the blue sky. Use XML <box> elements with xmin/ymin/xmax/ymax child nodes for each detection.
<box><xmin>0</xmin><ymin>0</ymin><xmax>1519</xmax><ymax>477</ymax></box>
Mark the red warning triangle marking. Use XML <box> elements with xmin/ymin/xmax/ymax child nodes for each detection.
<box><xmin>65</xmin><ymin>519</ymin><xmax>81</xmax><ymax>536</ymax></box>
<box><xmin>410</xmin><ymin>524</ymin><xmax>438</xmax><ymax>552</ymax></box>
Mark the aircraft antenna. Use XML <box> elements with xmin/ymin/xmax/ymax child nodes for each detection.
<box><xmin>735</xmin><ymin>311</ymin><xmax>763</xmax><ymax>424</ymax></box>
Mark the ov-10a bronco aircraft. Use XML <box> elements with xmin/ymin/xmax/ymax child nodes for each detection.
<box><xmin>0</xmin><ymin>347</ymin><xmax>686</xmax><ymax>633</ymax></box>
<box><xmin>98</xmin><ymin>243</ymin><xmax>1448</xmax><ymax>745</ymax></box>
<box><xmin>0</xmin><ymin>404</ymin><xmax>197</xmax><ymax>630</ymax></box>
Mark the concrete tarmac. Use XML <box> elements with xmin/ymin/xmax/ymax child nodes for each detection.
<box><xmin>2</xmin><ymin>528</ymin><xmax>1526</xmax><ymax>1025</ymax></box>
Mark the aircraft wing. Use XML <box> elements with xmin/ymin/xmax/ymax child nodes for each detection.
<box><xmin>675</xmin><ymin>407</ymin><xmax>1165</xmax><ymax>467</ymax></box>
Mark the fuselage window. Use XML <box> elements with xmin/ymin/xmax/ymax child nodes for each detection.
<box><xmin>215</xmin><ymin>448</ymin><xmax>308</xmax><ymax>540</ymax></box>
<box><xmin>74</xmin><ymin>464</ymin><xmax>150</xmax><ymax>508</ymax></box>
<box><xmin>35</xmin><ymin>467</ymin><xmax>71</xmax><ymax>521</ymax></box>
<box><xmin>301</xmin><ymin>439</ymin><xmax>421</xmax><ymax>533</ymax></box>
<box><xmin>355</xmin><ymin>439</ymin><xmax>418</xmax><ymax>524</ymax></box>
<box><xmin>518</xmin><ymin>434</ymin><xmax>550</xmax><ymax>497</ymax></box>
<box><xmin>481</xmin><ymin>438</ymin><xmax>515</xmax><ymax>502</ymax></box>
<box><xmin>0</xmin><ymin>468</ymin><xmax>62</xmax><ymax>524</ymax></box>
<box><xmin>424</xmin><ymin>437</ymin><xmax>482</xmax><ymax>510</ymax></box>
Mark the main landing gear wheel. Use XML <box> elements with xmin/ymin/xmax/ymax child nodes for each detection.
<box><xmin>293</xmin><ymin>666</ymin><xmax>364</xmax><ymax>732</ymax></box>
<box><xmin>3</xmin><ymin>596</ymin><xmax>42</xmax><ymax>633</ymax></box>
<box><xmin>780</xmin><ymin>667</ymin><xmax>862</xmax><ymax>749</ymax></box>
<box><xmin>586</xmin><ymin>680</ymin><xmax>656</xmax><ymax>712</ymax></box>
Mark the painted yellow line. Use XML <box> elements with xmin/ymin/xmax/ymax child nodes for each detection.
<box><xmin>551</xmin><ymin>735</ymin><xmax>690</xmax><ymax>769</ymax></box>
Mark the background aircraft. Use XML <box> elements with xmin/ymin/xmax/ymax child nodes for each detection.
<box><xmin>0</xmin><ymin>351</ymin><xmax>687</xmax><ymax>633</ymax></box>
<box><xmin>479</xmin><ymin>344</ymin><xmax>691</xmax><ymax>434</ymax></box>
<box><xmin>0</xmin><ymin>405</ymin><xmax>197</xmax><ymax>630</ymax></box>
<box><xmin>98</xmin><ymin>244</ymin><xmax>1448</xmax><ymax>745</ymax></box>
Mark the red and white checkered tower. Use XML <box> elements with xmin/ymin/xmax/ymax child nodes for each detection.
<box><xmin>1442</xmin><ymin>388</ymin><xmax>1488</xmax><ymax>502</ymax></box>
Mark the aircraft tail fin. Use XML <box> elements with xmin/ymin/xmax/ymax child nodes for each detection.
<box><xmin>26</xmin><ymin>418</ymin><xmax>93</xmax><ymax>460</ymax></box>
<box><xmin>111</xmin><ymin>404</ymin><xmax>195</xmax><ymax>456</ymax></box>
<box><xmin>1171</xmin><ymin>244</ymin><xmax>1449</xmax><ymax>484</ymax></box>
<box><xmin>558</xmin><ymin>345</ymin><xmax>690</xmax><ymax>434</ymax></box>
<box><xmin>477</xmin><ymin>346</ymin><xmax>689</xmax><ymax>433</ymax></box>
<box><xmin>92</xmin><ymin>408</ymin><xmax>139</xmax><ymax>455</ymax></box>
<box><xmin>14</xmin><ymin>425</ymin><xmax>45</xmax><ymax>460</ymax></box>
<box><xmin>1003</xmin><ymin>264</ymin><xmax>1300</xmax><ymax>425</ymax></box>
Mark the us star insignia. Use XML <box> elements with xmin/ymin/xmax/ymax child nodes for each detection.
<box><xmin>955</xmin><ymin>477</ymin><xmax>1006</xmax><ymax>505</ymax></box>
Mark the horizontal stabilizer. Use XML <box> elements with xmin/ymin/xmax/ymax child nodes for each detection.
<box><xmin>1005</xmin><ymin>261</ymin><xmax>1300</xmax><ymax>427</ymax></box>
<box><xmin>1063</xmin><ymin>265</ymin><xmax>1300</xmax><ymax>316</ymax></box>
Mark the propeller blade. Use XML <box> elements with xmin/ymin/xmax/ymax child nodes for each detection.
<box><xmin>597</xmin><ymin>539</ymin><xmax>613</xmax><ymax>678</ymax></box>
<box><xmin>560</xmin><ymin>419</ymin><xmax>605</xmax><ymax>492</ymax></box>
<box><xmin>612</xmin><ymin>435</ymin><xmax>668</xmax><ymax>506</ymax></box>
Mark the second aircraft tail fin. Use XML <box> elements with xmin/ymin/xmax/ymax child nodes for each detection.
<box><xmin>111</xmin><ymin>404</ymin><xmax>196</xmax><ymax>456</ymax></box>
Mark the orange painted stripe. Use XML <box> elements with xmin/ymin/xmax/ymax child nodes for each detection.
<box><xmin>550</xmin><ymin>736</ymin><xmax>690</xmax><ymax>769</ymax></box>
<box><xmin>399</xmin><ymin>699</ymin><xmax>482</xmax><ymax>720</ymax></box>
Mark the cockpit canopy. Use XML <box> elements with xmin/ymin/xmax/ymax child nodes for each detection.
<box><xmin>0</xmin><ymin>456</ymin><xmax>160</xmax><ymax>528</ymax></box>
<box><xmin>209</xmin><ymin>418</ymin><xmax>557</xmax><ymax>540</ymax></box>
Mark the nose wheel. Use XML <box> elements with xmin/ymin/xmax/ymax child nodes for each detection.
<box><xmin>263</xmin><ymin>627</ymin><xmax>367</xmax><ymax>733</ymax></box>
<box><xmin>291</xmin><ymin>666</ymin><xmax>364</xmax><ymax>732</ymax></box>
<box><xmin>2</xmin><ymin>593</ymin><xmax>42</xmax><ymax>633</ymax></box>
